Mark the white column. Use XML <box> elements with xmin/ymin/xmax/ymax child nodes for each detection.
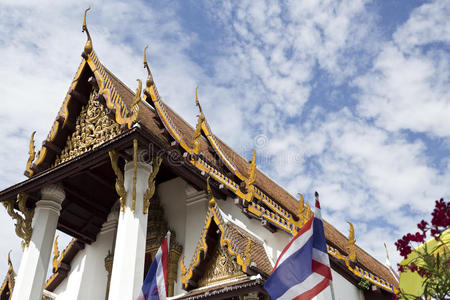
<box><xmin>61</xmin><ymin>203</ymin><xmax>119</xmax><ymax>300</ymax></box>
<box><xmin>12</xmin><ymin>184</ymin><xmax>65</xmax><ymax>300</ymax></box>
<box><xmin>108</xmin><ymin>158</ymin><xmax>153</xmax><ymax>300</ymax></box>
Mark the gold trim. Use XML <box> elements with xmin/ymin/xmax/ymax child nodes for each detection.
<box><xmin>143</xmin><ymin>156</ymin><xmax>163</xmax><ymax>214</ymax></box>
<box><xmin>109</xmin><ymin>150</ymin><xmax>127</xmax><ymax>211</ymax></box>
<box><xmin>132</xmin><ymin>139</ymin><xmax>138</xmax><ymax>212</ymax></box>
<box><xmin>327</xmin><ymin>244</ymin><xmax>398</xmax><ymax>293</ymax></box>
<box><xmin>180</xmin><ymin>200</ymin><xmax>255</xmax><ymax>290</ymax></box>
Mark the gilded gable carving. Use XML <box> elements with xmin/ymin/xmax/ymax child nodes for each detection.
<box><xmin>197</xmin><ymin>243</ymin><xmax>244</xmax><ymax>287</ymax></box>
<box><xmin>54</xmin><ymin>89</ymin><xmax>120</xmax><ymax>166</ymax></box>
<box><xmin>146</xmin><ymin>197</ymin><xmax>183</xmax><ymax>297</ymax></box>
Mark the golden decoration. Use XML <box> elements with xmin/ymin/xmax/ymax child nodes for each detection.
<box><xmin>7</xmin><ymin>251</ymin><xmax>12</xmax><ymax>268</ymax></box>
<box><xmin>52</xmin><ymin>236</ymin><xmax>60</xmax><ymax>271</ymax></box>
<box><xmin>180</xmin><ymin>256</ymin><xmax>187</xmax><ymax>285</ymax></box>
<box><xmin>206</xmin><ymin>177</ymin><xmax>215</xmax><ymax>208</ymax></box>
<box><xmin>54</xmin><ymin>89</ymin><xmax>121</xmax><ymax>166</ymax></box>
<box><xmin>143</xmin><ymin>45</ymin><xmax>154</xmax><ymax>89</ymax></box>
<box><xmin>239</xmin><ymin>149</ymin><xmax>257</xmax><ymax>202</ymax></box>
<box><xmin>132</xmin><ymin>139</ymin><xmax>138</xmax><ymax>212</ymax></box>
<box><xmin>104</xmin><ymin>250</ymin><xmax>113</xmax><ymax>300</ymax></box>
<box><xmin>109</xmin><ymin>150</ymin><xmax>127</xmax><ymax>212</ymax></box>
<box><xmin>131</xmin><ymin>79</ymin><xmax>142</xmax><ymax>121</ymax></box>
<box><xmin>25</xmin><ymin>131</ymin><xmax>36</xmax><ymax>178</ymax></box>
<box><xmin>197</xmin><ymin>243</ymin><xmax>244</xmax><ymax>287</ymax></box>
<box><xmin>192</xmin><ymin>87</ymin><xmax>205</xmax><ymax>154</ymax></box>
<box><xmin>236</xmin><ymin>237</ymin><xmax>252</xmax><ymax>273</ymax></box>
<box><xmin>290</xmin><ymin>193</ymin><xmax>312</xmax><ymax>235</ymax></box>
<box><xmin>0</xmin><ymin>251</ymin><xmax>15</xmax><ymax>299</ymax></box>
<box><xmin>327</xmin><ymin>244</ymin><xmax>397</xmax><ymax>294</ymax></box>
<box><xmin>3</xmin><ymin>193</ymin><xmax>34</xmax><ymax>250</ymax></box>
<box><xmin>143</xmin><ymin>155</ymin><xmax>163</xmax><ymax>214</ymax></box>
<box><xmin>246</xmin><ymin>149</ymin><xmax>256</xmax><ymax>186</ymax></box>
<box><xmin>181</xmin><ymin>203</ymin><xmax>258</xmax><ymax>290</ymax></box>
<box><xmin>146</xmin><ymin>197</ymin><xmax>182</xmax><ymax>296</ymax></box>
<box><xmin>347</xmin><ymin>221</ymin><xmax>357</xmax><ymax>262</ymax></box>
<box><xmin>82</xmin><ymin>7</ymin><xmax>93</xmax><ymax>54</ymax></box>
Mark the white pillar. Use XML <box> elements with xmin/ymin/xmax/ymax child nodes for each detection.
<box><xmin>12</xmin><ymin>184</ymin><xmax>65</xmax><ymax>300</ymax></box>
<box><xmin>60</xmin><ymin>203</ymin><xmax>119</xmax><ymax>300</ymax></box>
<box><xmin>108</xmin><ymin>158</ymin><xmax>153</xmax><ymax>300</ymax></box>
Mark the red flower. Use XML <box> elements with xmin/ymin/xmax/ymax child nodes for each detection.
<box><xmin>406</xmin><ymin>262</ymin><xmax>418</xmax><ymax>272</ymax></box>
<box><xmin>417</xmin><ymin>220</ymin><xmax>427</xmax><ymax>232</ymax></box>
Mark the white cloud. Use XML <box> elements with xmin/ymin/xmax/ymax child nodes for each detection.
<box><xmin>355</xmin><ymin>0</ymin><xmax>450</xmax><ymax>138</ymax></box>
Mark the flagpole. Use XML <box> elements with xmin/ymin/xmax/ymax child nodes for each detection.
<box><xmin>329</xmin><ymin>279</ymin><xmax>336</xmax><ymax>300</ymax></box>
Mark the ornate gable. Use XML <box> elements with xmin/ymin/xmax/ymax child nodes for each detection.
<box><xmin>26</xmin><ymin>8</ymin><xmax>140</xmax><ymax>177</ymax></box>
<box><xmin>179</xmin><ymin>180</ymin><xmax>272</xmax><ymax>291</ymax></box>
<box><xmin>53</xmin><ymin>89</ymin><xmax>121</xmax><ymax>166</ymax></box>
<box><xmin>197</xmin><ymin>243</ymin><xmax>245</xmax><ymax>288</ymax></box>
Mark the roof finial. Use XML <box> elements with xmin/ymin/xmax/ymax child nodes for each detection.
<box><xmin>247</xmin><ymin>149</ymin><xmax>256</xmax><ymax>186</ymax></box>
<box><xmin>82</xmin><ymin>7</ymin><xmax>93</xmax><ymax>54</ymax></box>
<box><xmin>195</xmin><ymin>86</ymin><xmax>203</xmax><ymax>114</ymax></box>
<box><xmin>207</xmin><ymin>177</ymin><xmax>215</xmax><ymax>207</ymax></box>
<box><xmin>143</xmin><ymin>45</ymin><xmax>154</xmax><ymax>88</ymax></box>
<box><xmin>7</xmin><ymin>250</ymin><xmax>12</xmax><ymax>267</ymax></box>
<box><xmin>347</xmin><ymin>222</ymin><xmax>356</xmax><ymax>262</ymax></box>
<box><xmin>52</xmin><ymin>236</ymin><xmax>60</xmax><ymax>271</ymax></box>
<box><xmin>25</xmin><ymin>131</ymin><xmax>36</xmax><ymax>178</ymax></box>
<box><xmin>131</xmin><ymin>79</ymin><xmax>142</xmax><ymax>121</ymax></box>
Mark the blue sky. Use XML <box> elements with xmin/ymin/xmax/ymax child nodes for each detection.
<box><xmin>0</xmin><ymin>0</ymin><xmax>449</xmax><ymax>277</ymax></box>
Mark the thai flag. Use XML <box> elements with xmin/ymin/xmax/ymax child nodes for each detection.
<box><xmin>137</xmin><ymin>231</ymin><xmax>170</xmax><ymax>300</ymax></box>
<box><xmin>264</xmin><ymin>194</ymin><xmax>332</xmax><ymax>300</ymax></box>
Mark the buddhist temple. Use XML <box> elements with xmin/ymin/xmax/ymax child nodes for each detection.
<box><xmin>0</xmin><ymin>9</ymin><xmax>399</xmax><ymax>300</ymax></box>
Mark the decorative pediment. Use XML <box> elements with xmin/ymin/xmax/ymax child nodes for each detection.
<box><xmin>197</xmin><ymin>243</ymin><xmax>244</xmax><ymax>287</ymax></box>
<box><xmin>53</xmin><ymin>89</ymin><xmax>121</xmax><ymax>166</ymax></box>
<box><xmin>179</xmin><ymin>182</ymin><xmax>272</xmax><ymax>291</ymax></box>
<box><xmin>145</xmin><ymin>197</ymin><xmax>183</xmax><ymax>297</ymax></box>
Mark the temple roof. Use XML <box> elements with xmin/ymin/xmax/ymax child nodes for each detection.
<box><xmin>0</xmin><ymin>24</ymin><xmax>398</xmax><ymax>294</ymax></box>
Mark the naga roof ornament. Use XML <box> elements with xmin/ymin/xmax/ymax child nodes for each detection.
<box><xmin>290</xmin><ymin>193</ymin><xmax>312</xmax><ymax>236</ymax></box>
<box><xmin>143</xmin><ymin>45</ymin><xmax>154</xmax><ymax>90</ymax></box>
<box><xmin>52</xmin><ymin>236</ymin><xmax>60</xmax><ymax>271</ymax></box>
<box><xmin>24</xmin><ymin>131</ymin><xmax>36</xmax><ymax>178</ymax></box>
<box><xmin>82</xmin><ymin>7</ymin><xmax>93</xmax><ymax>54</ymax></box>
<box><xmin>193</xmin><ymin>87</ymin><xmax>205</xmax><ymax>155</ymax></box>
<box><xmin>347</xmin><ymin>221</ymin><xmax>357</xmax><ymax>262</ymax></box>
<box><xmin>131</xmin><ymin>79</ymin><xmax>142</xmax><ymax>123</ymax></box>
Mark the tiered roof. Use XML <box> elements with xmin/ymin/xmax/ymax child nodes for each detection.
<box><xmin>2</xmin><ymin>9</ymin><xmax>398</xmax><ymax>296</ymax></box>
